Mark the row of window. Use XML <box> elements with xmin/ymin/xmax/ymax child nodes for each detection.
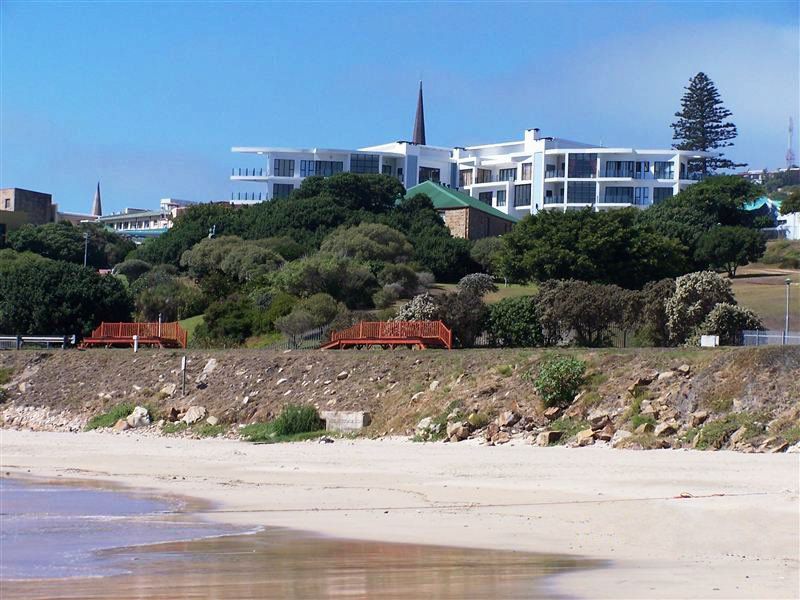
<box><xmin>299</xmin><ymin>160</ymin><xmax>344</xmax><ymax>177</ymax></box>
<box><xmin>478</xmin><ymin>190</ymin><xmax>507</xmax><ymax>208</ymax></box>
<box><xmin>459</xmin><ymin>164</ymin><xmax>533</xmax><ymax>187</ymax></box>
<box><xmin>540</xmin><ymin>185</ymin><xmax>675</xmax><ymax>205</ymax></box>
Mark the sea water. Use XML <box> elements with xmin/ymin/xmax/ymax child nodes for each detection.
<box><xmin>0</xmin><ymin>477</ymin><xmax>233</xmax><ymax>580</ymax></box>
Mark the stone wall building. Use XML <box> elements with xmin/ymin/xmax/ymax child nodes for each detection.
<box><xmin>405</xmin><ymin>181</ymin><xmax>517</xmax><ymax>240</ymax></box>
<box><xmin>0</xmin><ymin>188</ymin><xmax>56</xmax><ymax>243</ymax></box>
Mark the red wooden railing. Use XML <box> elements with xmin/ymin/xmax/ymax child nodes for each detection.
<box><xmin>328</xmin><ymin>320</ymin><xmax>452</xmax><ymax>349</ymax></box>
<box><xmin>88</xmin><ymin>322</ymin><xmax>188</xmax><ymax>348</ymax></box>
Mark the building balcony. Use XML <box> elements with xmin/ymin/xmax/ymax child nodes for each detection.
<box><xmin>544</xmin><ymin>169</ymin><xmax>565</xmax><ymax>179</ymax></box>
<box><xmin>231</xmin><ymin>191</ymin><xmax>266</xmax><ymax>201</ymax></box>
<box><xmin>231</xmin><ymin>167</ymin><xmax>269</xmax><ymax>180</ymax></box>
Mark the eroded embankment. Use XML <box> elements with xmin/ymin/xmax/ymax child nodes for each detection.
<box><xmin>1</xmin><ymin>346</ymin><xmax>799</xmax><ymax>451</ymax></box>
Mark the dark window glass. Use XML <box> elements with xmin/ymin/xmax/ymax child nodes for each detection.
<box><xmin>499</xmin><ymin>168</ymin><xmax>516</xmax><ymax>181</ymax></box>
<box><xmin>476</xmin><ymin>169</ymin><xmax>492</xmax><ymax>183</ymax></box>
<box><xmin>634</xmin><ymin>161</ymin><xmax>650</xmax><ymax>179</ymax></box>
<box><xmin>381</xmin><ymin>164</ymin><xmax>392</xmax><ymax>176</ymax></box>
<box><xmin>568</xmin><ymin>154</ymin><xmax>597</xmax><ymax>178</ymax></box>
<box><xmin>521</xmin><ymin>163</ymin><xmax>532</xmax><ymax>180</ymax></box>
<box><xmin>567</xmin><ymin>182</ymin><xmax>596</xmax><ymax>203</ymax></box>
<box><xmin>514</xmin><ymin>184</ymin><xmax>531</xmax><ymax>207</ymax></box>
<box><xmin>653</xmin><ymin>187</ymin><xmax>673</xmax><ymax>203</ymax></box>
<box><xmin>459</xmin><ymin>170</ymin><xmax>473</xmax><ymax>187</ymax></box>
<box><xmin>604</xmin><ymin>161</ymin><xmax>635</xmax><ymax>177</ymax></box>
<box><xmin>496</xmin><ymin>190</ymin><xmax>506</xmax><ymax>207</ymax></box>
<box><xmin>478</xmin><ymin>192</ymin><xmax>492</xmax><ymax>205</ymax></box>
<box><xmin>350</xmin><ymin>154</ymin><xmax>380</xmax><ymax>174</ymax></box>
<box><xmin>419</xmin><ymin>167</ymin><xmax>441</xmax><ymax>183</ymax></box>
<box><xmin>633</xmin><ymin>187</ymin><xmax>650</xmax><ymax>205</ymax></box>
<box><xmin>273</xmin><ymin>159</ymin><xmax>295</xmax><ymax>177</ymax></box>
<box><xmin>299</xmin><ymin>160</ymin><xmax>344</xmax><ymax>177</ymax></box>
<box><xmin>654</xmin><ymin>161</ymin><xmax>675</xmax><ymax>179</ymax></box>
<box><xmin>603</xmin><ymin>186</ymin><xmax>634</xmax><ymax>203</ymax></box>
<box><xmin>273</xmin><ymin>183</ymin><xmax>294</xmax><ymax>199</ymax></box>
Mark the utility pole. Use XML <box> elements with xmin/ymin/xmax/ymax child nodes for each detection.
<box><xmin>786</xmin><ymin>278</ymin><xmax>792</xmax><ymax>336</ymax></box>
<box><xmin>83</xmin><ymin>232</ymin><xmax>89</xmax><ymax>267</ymax></box>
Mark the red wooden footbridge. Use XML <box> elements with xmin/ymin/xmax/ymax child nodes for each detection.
<box><xmin>321</xmin><ymin>320</ymin><xmax>452</xmax><ymax>350</ymax></box>
<box><xmin>79</xmin><ymin>322</ymin><xmax>188</xmax><ymax>349</ymax></box>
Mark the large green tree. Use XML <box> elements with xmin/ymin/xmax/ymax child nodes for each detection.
<box><xmin>7</xmin><ymin>222</ymin><xmax>135</xmax><ymax>268</ymax></box>
<box><xmin>672</xmin><ymin>72</ymin><xmax>745</xmax><ymax>175</ymax></box>
<box><xmin>694</xmin><ymin>226</ymin><xmax>766</xmax><ymax>277</ymax></box>
<box><xmin>0</xmin><ymin>255</ymin><xmax>133</xmax><ymax>335</ymax></box>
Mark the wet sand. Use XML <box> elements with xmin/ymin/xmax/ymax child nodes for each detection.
<box><xmin>1</xmin><ymin>429</ymin><xmax>798</xmax><ymax>599</ymax></box>
<box><xmin>4</xmin><ymin>527</ymin><xmax>592</xmax><ymax>599</ymax></box>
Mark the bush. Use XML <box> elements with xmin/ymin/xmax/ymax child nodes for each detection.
<box><xmin>241</xmin><ymin>404</ymin><xmax>325</xmax><ymax>442</ymax></box>
<box><xmin>394</xmin><ymin>293</ymin><xmax>440</xmax><ymax>322</ymax></box>
<box><xmin>85</xmin><ymin>403</ymin><xmax>135</xmax><ymax>431</ymax></box>
<box><xmin>320</xmin><ymin>222</ymin><xmax>413</xmax><ymax>263</ymax></box>
<box><xmin>666</xmin><ymin>271</ymin><xmax>735</xmax><ymax>345</ymax></box>
<box><xmin>114</xmin><ymin>259</ymin><xmax>152</xmax><ymax>283</ymax></box>
<box><xmin>531</xmin><ymin>356</ymin><xmax>586</xmax><ymax>408</ymax></box>
<box><xmin>470</xmin><ymin>237</ymin><xmax>503</xmax><ymax>275</ymax></box>
<box><xmin>487</xmin><ymin>296</ymin><xmax>543</xmax><ymax>347</ymax></box>
<box><xmin>372</xmin><ymin>285</ymin><xmax>401</xmax><ymax>309</ymax></box>
<box><xmin>457</xmin><ymin>273</ymin><xmax>498</xmax><ymax>296</ymax></box>
<box><xmin>761</xmin><ymin>240</ymin><xmax>800</xmax><ymax>269</ymax></box>
<box><xmin>693</xmin><ymin>303</ymin><xmax>763</xmax><ymax>346</ymax></box>
<box><xmin>378</xmin><ymin>264</ymin><xmax>419</xmax><ymax>296</ymax></box>
<box><xmin>296</xmin><ymin>293</ymin><xmax>344</xmax><ymax>327</ymax></box>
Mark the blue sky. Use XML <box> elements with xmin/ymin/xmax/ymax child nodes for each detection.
<box><xmin>2</xmin><ymin>1</ymin><xmax>798</xmax><ymax>214</ymax></box>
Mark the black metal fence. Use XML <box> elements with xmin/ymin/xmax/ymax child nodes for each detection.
<box><xmin>265</xmin><ymin>327</ymin><xmax>328</xmax><ymax>351</ymax></box>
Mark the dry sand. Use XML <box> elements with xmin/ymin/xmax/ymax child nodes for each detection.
<box><xmin>1</xmin><ymin>429</ymin><xmax>798</xmax><ymax>599</ymax></box>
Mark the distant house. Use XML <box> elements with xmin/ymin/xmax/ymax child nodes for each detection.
<box><xmin>0</xmin><ymin>188</ymin><xmax>57</xmax><ymax>243</ymax></box>
<box><xmin>405</xmin><ymin>181</ymin><xmax>518</xmax><ymax>240</ymax></box>
<box><xmin>744</xmin><ymin>196</ymin><xmax>800</xmax><ymax>241</ymax></box>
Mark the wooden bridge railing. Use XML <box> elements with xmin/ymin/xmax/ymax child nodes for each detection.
<box><xmin>329</xmin><ymin>320</ymin><xmax>452</xmax><ymax>349</ymax></box>
<box><xmin>88</xmin><ymin>322</ymin><xmax>188</xmax><ymax>348</ymax></box>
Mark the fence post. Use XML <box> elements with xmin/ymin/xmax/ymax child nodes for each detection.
<box><xmin>133</xmin><ymin>335</ymin><xmax>139</xmax><ymax>353</ymax></box>
<box><xmin>16</xmin><ymin>335</ymin><xmax>22</xmax><ymax>350</ymax></box>
<box><xmin>62</xmin><ymin>335</ymin><xmax>68</xmax><ymax>349</ymax></box>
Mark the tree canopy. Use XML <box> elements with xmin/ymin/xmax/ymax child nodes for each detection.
<box><xmin>671</xmin><ymin>72</ymin><xmax>745</xmax><ymax>174</ymax></box>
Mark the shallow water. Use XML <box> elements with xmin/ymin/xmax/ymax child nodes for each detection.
<box><xmin>0</xmin><ymin>477</ymin><xmax>596</xmax><ymax>599</ymax></box>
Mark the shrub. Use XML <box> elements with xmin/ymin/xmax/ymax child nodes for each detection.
<box><xmin>241</xmin><ymin>405</ymin><xmax>324</xmax><ymax>442</ymax></box>
<box><xmin>320</xmin><ymin>222</ymin><xmax>413</xmax><ymax>263</ymax></box>
<box><xmin>531</xmin><ymin>356</ymin><xmax>586</xmax><ymax>408</ymax></box>
<box><xmin>296</xmin><ymin>293</ymin><xmax>344</xmax><ymax>327</ymax></box>
<box><xmin>695</xmin><ymin>413</ymin><xmax>765</xmax><ymax>449</ymax></box>
<box><xmin>457</xmin><ymin>273</ymin><xmax>498</xmax><ymax>296</ymax></box>
<box><xmin>470</xmin><ymin>237</ymin><xmax>503</xmax><ymax>276</ymax></box>
<box><xmin>378</xmin><ymin>264</ymin><xmax>419</xmax><ymax>296</ymax></box>
<box><xmin>85</xmin><ymin>403</ymin><xmax>135</xmax><ymax>431</ymax></box>
<box><xmin>114</xmin><ymin>259</ymin><xmax>152</xmax><ymax>283</ymax></box>
<box><xmin>694</xmin><ymin>226</ymin><xmax>766</xmax><ymax>277</ymax></box>
<box><xmin>761</xmin><ymin>240</ymin><xmax>800</xmax><ymax>269</ymax></box>
<box><xmin>416</xmin><ymin>271</ymin><xmax>436</xmax><ymax>288</ymax></box>
<box><xmin>666</xmin><ymin>271</ymin><xmax>735</xmax><ymax>344</ymax></box>
<box><xmin>692</xmin><ymin>303</ymin><xmax>763</xmax><ymax>346</ymax></box>
<box><xmin>394</xmin><ymin>293</ymin><xmax>440</xmax><ymax>322</ymax></box>
<box><xmin>487</xmin><ymin>296</ymin><xmax>543</xmax><ymax>347</ymax></box>
<box><xmin>372</xmin><ymin>285</ymin><xmax>401</xmax><ymax>309</ymax></box>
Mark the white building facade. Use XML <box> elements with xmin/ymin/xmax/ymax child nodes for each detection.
<box><xmin>231</xmin><ymin>127</ymin><xmax>711</xmax><ymax>219</ymax></box>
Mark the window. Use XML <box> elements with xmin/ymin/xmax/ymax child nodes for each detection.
<box><xmin>3</xmin><ymin>198</ymin><xmax>9</xmax><ymax>209</ymax></box>
<box><xmin>653</xmin><ymin>187</ymin><xmax>673</xmax><ymax>203</ymax></box>
<box><xmin>350</xmin><ymin>154</ymin><xmax>380</xmax><ymax>174</ymax></box>
<box><xmin>299</xmin><ymin>160</ymin><xmax>343</xmax><ymax>177</ymax></box>
<box><xmin>568</xmin><ymin>154</ymin><xmax>597</xmax><ymax>178</ymax></box>
<box><xmin>397</xmin><ymin>167</ymin><xmax>404</xmax><ymax>180</ymax></box>
<box><xmin>478</xmin><ymin>192</ymin><xmax>493</xmax><ymax>205</ymax></box>
<box><xmin>603</xmin><ymin>187</ymin><xmax>634</xmax><ymax>203</ymax></box>
<box><xmin>634</xmin><ymin>161</ymin><xmax>650</xmax><ymax>179</ymax></box>
<box><xmin>498</xmin><ymin>168</ymin><xmax>516</xmax><ymax>181</ymax></box>
<box><xmin>514</xmin><ymin>184</ymin><xmax>531</xmax><ymax>207</ymax></box>
<box><xmin>544</xmin><ymin>190</ymin><xmax>562</xmax><ymax>204</ymax></box>
<box><xmin>273</xmin><ymin>159</ymin><xmax>295</xmax><ymax>177</ymax></box>
<box><xmin>476</xmin><ymin>169</ymin><xmax>492</xmax><ymax>184</ymax></box>
<box><xmin>419</xmin><ymin>166</ymin><xmax>440</xmax><ymax>183</ymax></box>
<box><xmin>604</xmin><ymin>161</ymin><xmax>634</xmax><ymax>177</ymax></box>
<box><xmin>273</xmin><ymin>183</ymin><xmax>294</xmax><ymax>199</ymax></box>
<box><xmin>654</xmin><ymin>161</ymin><xmax>675</xmax><ymax>179</ymax></box>
<box><xmin>496</xmin><ymin>190</ymin><xmax>506</xmax><ymax>207</ymax></box>
<box><xmin>381</xmin><ymin>164</ymin><xmax>392</xmax><ymax>176</ymax></box>
<box><xmin>634</xmin><ymin>187</ymin><xmax>650</xmax><ymax>205</ymax></box>
<box><xmin>521</xmin><ymin>163</ymin><xmax>532</xmax><ymax>180</ymax></box>
<box><xmin>459</xmin><ymin>169</ymin><xmax>473</xmax><ymax>187</ymax></box>
<box><xmin>568</xmin><ymin>182</ymin><xmax>596</xmax><ymax>203</ymax></box>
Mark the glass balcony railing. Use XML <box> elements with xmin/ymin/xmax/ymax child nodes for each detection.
<box><xmin>231</xmin><ymin>168</ymin><xmax>265</xmax><ymax>177</ymax></box>
<box><xmin>544</xmin><ymin>196</ymin><xmax>564</xmax><ymax>204</ymax></box>
<box><xmin>231</xmin><ymin>191</ymin><xmax>265</xmax><ymax>201</ymax></box>
<box><xmin>544</xmin><ymin>169</ymin><xmax>565</xmax><ymax>178</ymax></box>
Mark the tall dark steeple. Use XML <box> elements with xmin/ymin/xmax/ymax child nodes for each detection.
<box><xmin>92</xmin><ymin>182</ymin><xmax>102</xmax><ymax>217</ymax></box>
<box><xmin>412</xmin><ymin>81</ymin><xmax>426</xmax><ymax>145</ymax></box>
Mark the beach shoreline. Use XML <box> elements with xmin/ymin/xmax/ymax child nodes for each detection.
<box><xmin>1</xmin><ymin>429</ymin><xmax>798</xmax><ymax>599</ymax></box>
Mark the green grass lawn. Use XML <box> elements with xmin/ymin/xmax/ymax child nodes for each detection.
<box><xmin>178</xmin><ymin>314</ymin><xmax>204</xmax><ymax>344</ymax></box>
<box><xmin>731</xmin><ymin>275</ymin><xmax>799</xmax><ymax>331</ymax></box>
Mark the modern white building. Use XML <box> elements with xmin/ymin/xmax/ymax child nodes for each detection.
<box><xmin>231</xmin><ymin>84</ymin><xmax>713</xmax><ymax>219</ymax></box>
<box><xmin>98</xmin><ymin>198</ymin><xmax>198</xmax><ymax>240</ymax></box>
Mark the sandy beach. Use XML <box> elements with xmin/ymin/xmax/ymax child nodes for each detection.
<box><xmin>1</xmin><ymin>429</ymin><xmax>798</xmax><ymax>599</ymax></box>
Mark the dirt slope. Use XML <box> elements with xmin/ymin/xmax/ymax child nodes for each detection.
<box><xmin>1</xmin><ymin>347</ymin><xmax>799</xmax><ymax>451</ymax></box>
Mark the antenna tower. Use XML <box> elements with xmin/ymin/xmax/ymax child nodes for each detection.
<box><xmin>787</xmin><ymin>117</ymin><xmax>796</xmax><ymax>168</ymax></box>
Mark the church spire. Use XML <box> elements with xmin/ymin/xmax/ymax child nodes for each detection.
<box><xmin>92</xmin><ymin>181</ymin><xmax>102</xmax><ymax>217</ymax></box>
<box><xmin>412</xmin><ymin>81</ymin><xmax>426</xmax><ymax>145</ymax></box>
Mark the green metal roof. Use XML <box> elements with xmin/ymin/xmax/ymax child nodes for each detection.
<box><xmin>406</xmin><ymin>181</ymin><xmax>519</xmax><ymax>223</ymax></box>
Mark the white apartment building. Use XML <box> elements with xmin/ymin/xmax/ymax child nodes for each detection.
<box><xmin>231</xmin><ymin>85</ymin><xmax>713</xmax><ymax>219</ymax></box>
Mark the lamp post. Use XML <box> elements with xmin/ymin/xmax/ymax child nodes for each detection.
<box><xmin>83</xmin><ymin>232</ymin><xmax>89</xmax><ymax>267</ymax></box>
